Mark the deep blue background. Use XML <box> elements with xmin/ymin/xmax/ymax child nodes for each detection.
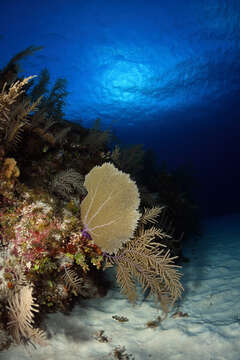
<box><xmin>1</xmin><ymin>0</ymin><xmax>240</xmax><ymax>216</ymax></box>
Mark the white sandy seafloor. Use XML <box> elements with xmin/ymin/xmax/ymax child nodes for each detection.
<box><xmin>1</xmin><ymin>213</ymin><xmax>240</xmax><ymax>360</ymax></box>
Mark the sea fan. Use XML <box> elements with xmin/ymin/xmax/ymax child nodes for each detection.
<box><xmin>80</xmin><ymin>162</ymin><xmax>141</xmax><ymax>254</ymax></box>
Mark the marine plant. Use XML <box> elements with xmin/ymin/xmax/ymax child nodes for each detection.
<box><xmin>81</xmin><ymin>118</ymin><xmax>111</xmax><ymax>154</ymax></box>
<box><xmin>7</xmin><ymin>285</ymin><xmax>47</xmax><ymax>345</ymax></box>
<box><xmin>0</xmin><ymin>53</ymin><xmax>185</xmax><ymax>351</ymax></box>
<box><xmin>104</xmin><ymin>206</ymin><xmax>182</xmax><ymax>307</ymax></box>
<box><xmin>112</xmin><ymin>144</ymin><xmax>145</xmax><ymax>179</ymax></box>
<box><xmin>0</xmin><ymin>53</ymin><xmax>71</xmax><ymax>158</ymax></box>
<box><xmin>80</xmin><ymin>163</ymin><xmax>183</xmax><ymax>308</ymax></box>
<box><xmin>0</xmin><ymin>45</ymin><xmax>42</xmax><ymax>89</ymax></box>
<box><xmin>51</xmin><ymin>168</ymin><xmax>86</xmax><ymax>200</ymax></box>
<box><xmin>0</xmin><ymin>160</ymin><xmax>183</xmax><ymax>349</ymax></box>
<box><xmin>0</xmin><ymin>75</ymin><xmax>41</xmax><ymax>152</ymax></box>
<box><xmin>29</xmin><ymin>68</ymin><xmax>68</xmax><ymax>123</ymax></box>
<box><xmin>80</xmin><ymin>162</ymin><xmax>141</xmax><ymax>254</ymax></box>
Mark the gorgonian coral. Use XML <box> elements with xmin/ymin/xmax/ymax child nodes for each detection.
<box><xmin>80</xmin><ymin>162</ymin><xmax>141</xmax><ymax>254</ymax></box>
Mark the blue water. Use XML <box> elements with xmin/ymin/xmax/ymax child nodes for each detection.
<box><xmin>1</xmin><ymin>0</ymin><xmax>240</xmax><ymax>216</ymax></box>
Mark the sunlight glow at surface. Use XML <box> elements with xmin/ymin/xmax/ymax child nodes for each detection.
<box><xmin>0</xmin><ymin>0</ymin><xmax>240</xmax><ymax>215</ymax></box>
<box><xmin>1</xmin><ymin>0</ymin><xmax>240</xmax><ymax>126</ymax></box>
<box><xmin>102</xmin><ymin>60</ymin><xmax>151</xmax><ymax>103</ymax></box>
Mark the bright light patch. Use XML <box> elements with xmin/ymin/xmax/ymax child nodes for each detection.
<box><xmin>102</xmin><ymin>60</ymin><xmax>150</xmax><ymax>103</ymax></box>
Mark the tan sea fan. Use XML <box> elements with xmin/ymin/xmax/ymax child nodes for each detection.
<box><xmin>80</xmin><ymin>162</ymin><xmax>140</xmax><ymax>254</ymax></box>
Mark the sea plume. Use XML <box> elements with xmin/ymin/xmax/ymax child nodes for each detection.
<box><xmin>7</xmin><ymin>285</ymin><xmax>47</xmax><ymax>346</ymax></box>
<box><xmin>105</xmin><ymin>206</ymin><xmax>183</xmax><ymax>308</ymax></box>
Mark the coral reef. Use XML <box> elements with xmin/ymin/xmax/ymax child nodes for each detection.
<box><xmin>0</xmin><ymin>49</ymin><xmax>188</xmax><ymax>352</ymax></box>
